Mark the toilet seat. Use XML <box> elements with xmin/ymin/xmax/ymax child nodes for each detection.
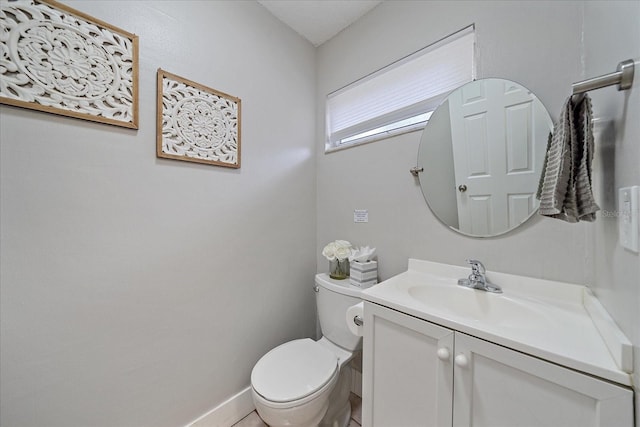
<box><xmin>251</xmin><ymin>338</ymin><xmax>338</xmax><ymax>408</ymax></box>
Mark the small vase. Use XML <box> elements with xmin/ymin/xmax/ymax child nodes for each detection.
<box><xmin>329</xmin><ymin>258</ymin><xmax>350</xmax><ymax>280</ymax></box>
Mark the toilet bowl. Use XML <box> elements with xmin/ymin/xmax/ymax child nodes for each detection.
<box><xmin>250</xmin><ymin>274</ymin><xmax>363</xmax><ymax>427</ymax></box>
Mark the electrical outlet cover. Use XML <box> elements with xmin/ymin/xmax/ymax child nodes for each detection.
<box><xmin>618</xmin><ymin>186</ymin><xmax>639</xmax><ymax>253</ymax></box>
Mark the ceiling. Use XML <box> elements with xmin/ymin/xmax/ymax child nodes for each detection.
<box><xmin>257</xmin><ymin>0</ymin><xmax>383</xmax><ymax>47</ymax></box>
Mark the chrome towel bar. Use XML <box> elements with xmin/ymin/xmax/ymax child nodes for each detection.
<box><xmin>572</xmin><ymin>59</ymin><xmax>635</xmax><ymax>96</ymax></box>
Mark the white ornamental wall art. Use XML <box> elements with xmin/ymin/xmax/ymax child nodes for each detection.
<box><xmin>157</xmin><ymin>69</ymin><xmax>241</xmax><ymax>168</ymax></box>
<box><xmin>0</xmin><ymin>0</ymin><xmax>139</xmax><ymax>128</ymax></box>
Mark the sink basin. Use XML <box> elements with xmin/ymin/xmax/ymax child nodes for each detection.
<box><xmin>407</xmin><ymin>283</ymin><xmax>544</xmax><ymax>327</ymax></box>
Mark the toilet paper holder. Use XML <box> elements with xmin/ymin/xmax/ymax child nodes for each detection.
<box><xmin>353</xmin><ymin>315</ymin><xmax>363</xmax><ymax>326</ymax></box>
<box><xmin>346</xmin><ymin>302</ymin><xmax>365</xmax><ymax>336</ymax></box>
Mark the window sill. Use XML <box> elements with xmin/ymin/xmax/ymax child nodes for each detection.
<box><xmin>324</xmin><ymin>122</ymin><xmax>426</xmax><ymax>154</ymax></box>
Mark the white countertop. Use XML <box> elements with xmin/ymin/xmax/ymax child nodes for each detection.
<box><xmin>361</xmin><ymin>259</ymin><xmax>633</xmax><ymax>386</ymax></box>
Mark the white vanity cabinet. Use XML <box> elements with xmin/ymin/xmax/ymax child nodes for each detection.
<box><xmin>362</xmin><ymin>300</ymin><xmax>455</xmax><ymax>426</ymax></box>
<box><xmin>362</xmin><ymin>302</ymin><xmax>634</xmax><ymax>427</ymax></box>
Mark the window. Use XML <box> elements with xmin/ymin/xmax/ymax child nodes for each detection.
<box><xmin>325</xmin><ymin>26</ymin><xmax>475</xmax><ymax>152</ymax></box>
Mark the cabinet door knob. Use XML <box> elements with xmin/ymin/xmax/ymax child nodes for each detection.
<box><xmin>455</xmin><ymin>354</ymin><xmax>469</xmax><ymax>367</ymax></box>
<box><xmin>437</xmin><ymin>348</ymin><xmax>450</xmax><ymax>361</ymax></box>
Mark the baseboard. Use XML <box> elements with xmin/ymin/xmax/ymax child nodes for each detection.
<box><xmin>186</xmin><ymin>386</ymin><xmax>255</xmax><ymax>427</ymax></box>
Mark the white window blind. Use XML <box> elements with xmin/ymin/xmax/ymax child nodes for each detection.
<box><xmin>326</xmin><ymin>26</ymin><xmax>475</xmax><ymax>151</ymax></box>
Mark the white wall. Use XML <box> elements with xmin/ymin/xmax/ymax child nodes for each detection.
<box><xmin>316</xmin><ymin>1</ymin><xmax>589</xmax><ymax>283</ymax></box>
<box><xmin>0</xmin><ymin>1</ymin><xmax>317</xmax><ymax>426</ymax></box>
<box><xmin>584</xmin><ymin>2</ymin><xmax>640</xmax><ymax>424</ymax></box>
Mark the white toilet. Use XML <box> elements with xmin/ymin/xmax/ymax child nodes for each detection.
<box><xmin>250</xmin><ymin>273</ymin><xmax>363</xmax><ymax>427</ymax></box>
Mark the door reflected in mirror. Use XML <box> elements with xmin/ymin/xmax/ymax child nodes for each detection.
<box><xmin>417</xmin><ymin>78</ymin><xmax>553</xmax><ymax>237</ymax></box>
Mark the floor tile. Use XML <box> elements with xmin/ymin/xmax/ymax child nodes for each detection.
<box><xmin>232</xmin><ymin>411</ymin><xmax>268</xmax><ymax>427</ymax></box>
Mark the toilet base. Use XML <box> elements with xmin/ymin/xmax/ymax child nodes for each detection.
<box><xmin>320</xmin><ymin>400</ymin><xmax>351</xmax><ymax>427</ymax></box>
<box><xmin>319</xmin><ymin>362</ymin><xmax>352</xmax><ymax>427</ymax></box>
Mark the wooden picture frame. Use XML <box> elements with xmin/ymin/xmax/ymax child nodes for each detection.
<box><xmin>156</xmin><ymin>69</ymin><xmax>241</xmax><ymax>168</ymax></box>
<box><xmin>0</xmin><ymin>0</ymin><xmax>139</xmax><ymax>129</ymax></box>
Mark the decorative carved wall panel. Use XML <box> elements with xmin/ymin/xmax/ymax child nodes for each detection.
<box><xmin>157</xmin><ymin>69</ymin><xmax>241</xmax><ymax>168</ymax></box>
<box><xmin>0</xmin><ymin>0</ymin><xmax>139</xmax><ymax>128</ymax></box>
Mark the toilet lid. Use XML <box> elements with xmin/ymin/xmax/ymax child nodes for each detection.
<box><xmin>251</xmin><ymin>338</ymin><xmax>338</xmax><ymax>403</ymax></box>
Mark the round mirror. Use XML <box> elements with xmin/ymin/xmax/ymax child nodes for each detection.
<box><xmin>417</xmin><ymin>78</ymin><xmax>553</xmax><ymax>237</ymax></box>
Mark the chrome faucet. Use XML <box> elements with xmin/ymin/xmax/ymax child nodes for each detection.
<box><xmin>458</xmin><ymin>259</ymin><xmax>502</xmax><ymax>293</ymax></box>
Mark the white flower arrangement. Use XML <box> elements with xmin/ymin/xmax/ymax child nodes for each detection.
<box><xmin>322</xmin><ymin>240</ymin><xmax>354</xmax><ymax>261</ymax></box>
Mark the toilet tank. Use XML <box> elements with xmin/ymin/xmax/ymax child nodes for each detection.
<box><xmin>315</xmin><ymin>273</ymin><xmax>363</xmax><ymax>351</ymax></box>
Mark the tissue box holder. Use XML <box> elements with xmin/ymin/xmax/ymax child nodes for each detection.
<box><xmin>350</xmin><ymin>261</ymin><xmax>377</xmax><ymax>289</ymax></box>
<box><xmin>350</xmin><ymin>269</ymin><xmax>377</xmax><ymax>281</ymax></box>
<box><xmin>350</xmin><ymin>260</ymin><xmax>377</xmax><ymax>273</ymax></box>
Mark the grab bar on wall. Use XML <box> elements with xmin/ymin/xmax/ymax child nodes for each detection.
<box><xmin>572</xmin><ymin>59</ymin><xmax>635</xmax><ymax>96</ymax></box>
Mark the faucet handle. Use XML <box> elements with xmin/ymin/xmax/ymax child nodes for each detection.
<box><xmin>466</xmin><ymin>259</ymin><xmax>485</xmax><ymax>274</ymax></box>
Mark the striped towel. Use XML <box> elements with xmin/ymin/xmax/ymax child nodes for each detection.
<box><xmin>537</xmin><ymin>94</ymin><xmax>599</xmax><ymax>222</ymax></box>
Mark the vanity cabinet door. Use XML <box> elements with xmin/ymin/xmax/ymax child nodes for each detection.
<box><xmin>362</xmin><ymin>302</ymin><xmax>454</xmax><ymax>427</ymax></box>
<box><xmin>452</xmin><ymin>332</ymin><xmax>634</xmax><ymax>427</ymax></box>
